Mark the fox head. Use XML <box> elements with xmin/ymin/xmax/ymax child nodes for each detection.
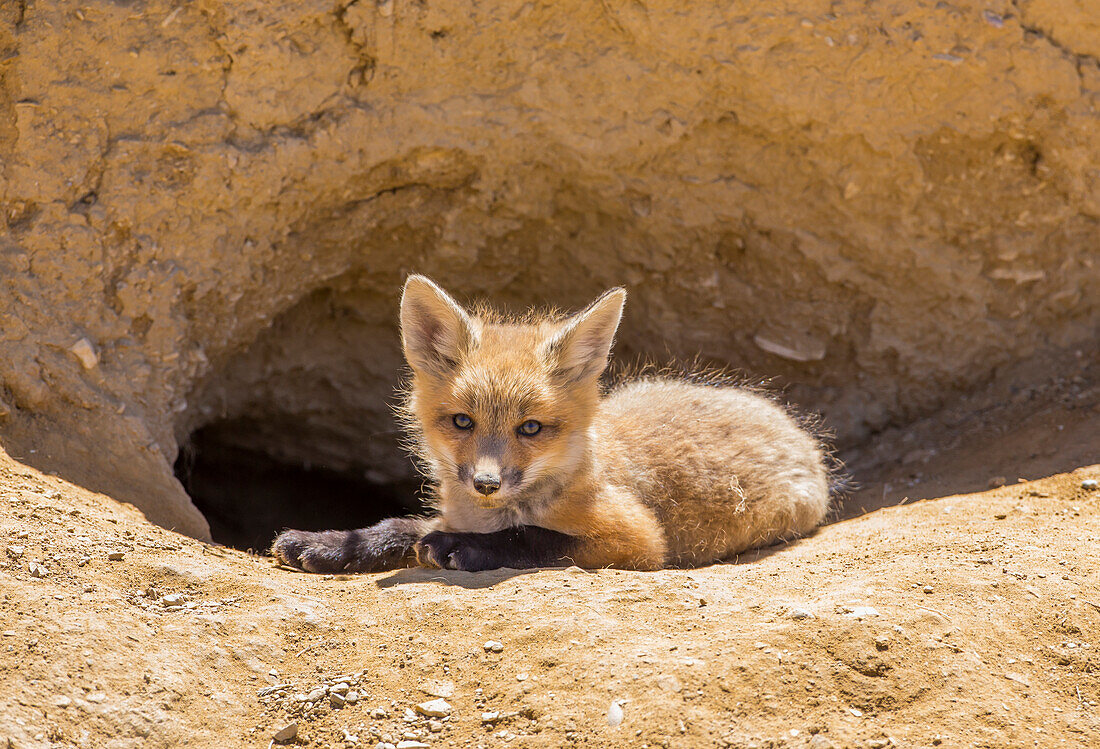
<box><xmin>398</xmin><ymin>275</ymin><xmax>625</xmax><ymax>509</ymax></box>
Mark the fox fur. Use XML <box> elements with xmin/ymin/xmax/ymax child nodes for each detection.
<box><xmin>272</xmin><ymin>276</ymin><xmax>831</xmax><ymax>572</ymax></box>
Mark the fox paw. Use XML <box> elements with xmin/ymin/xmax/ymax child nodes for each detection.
<box><xmin>271</xmin><ymin>529</ymin><xmax>350</xmax><ymax>573</ymax></box>
<box><xmin>416</xmin><ymin>531</ymin><xmax>501</xmax><ymax>572</ymax></box>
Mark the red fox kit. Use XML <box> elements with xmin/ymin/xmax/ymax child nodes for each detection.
<box><xmin>273</xmin><ymin>276</ymin><xmax>831</xmax><ymax>572</ymax></box>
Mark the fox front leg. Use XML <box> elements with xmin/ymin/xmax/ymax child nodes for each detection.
<box><xmin>416</xmin><ymin>526</ymin><xmax>579</xmax><ymax>571</ymax></box>
<box><xmin>272</xmin><ymin>517</ymin><xmax>436</xmax><ymax>573</ymax></box>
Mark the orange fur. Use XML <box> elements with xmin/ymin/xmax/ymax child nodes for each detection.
<box><xmin>398</xmin><ymin>276</ymin><xmax>831</xmax><ymax>569</ymax></box>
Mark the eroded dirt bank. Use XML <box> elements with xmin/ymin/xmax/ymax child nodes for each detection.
<box><xmin>2</xmin><ymin>446</ymin><xmax>1099</xmax><ymax>749</ymax></box>
<box><xmin>2</xmin><ymin>0</ymin><xmax>1099</xmax><ymax>534</ymax></box>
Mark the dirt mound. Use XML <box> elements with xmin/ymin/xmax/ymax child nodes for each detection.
<box><xmin>2</xmin><ymin>1</ymin><xmax>1099</xmax><ymax>536</ymax></box>
<box><xmin>2</xmin><ymin>447</ymin><xmax>1099</xmax><ymax>748</ymax></box>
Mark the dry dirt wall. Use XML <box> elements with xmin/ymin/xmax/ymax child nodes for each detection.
<box><xmin>1</xmin><ymin>0</ymin><xmax>1098</xmax><ymax>537</ymax></box>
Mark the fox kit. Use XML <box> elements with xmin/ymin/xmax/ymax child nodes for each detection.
<box><xmin>273</xmin><ymin>276</ymin><xmax>831</xmax><ymax>572</ymax></box>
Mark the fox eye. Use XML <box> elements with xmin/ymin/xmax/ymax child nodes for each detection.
<box><xmin>517</xmin><ymin>419</ymin><xmax>542</xmax><ymax>436</ymax></box>
<box><xmin>452</xmin><ymin>413</ymin><xmax>474</xmax><ymax>430</ymax></box>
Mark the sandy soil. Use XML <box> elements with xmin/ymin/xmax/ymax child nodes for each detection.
<box><xmin>2</xmin><ymin>438</ymin><xmax>1099</xmax><ymax>749</ymax></box>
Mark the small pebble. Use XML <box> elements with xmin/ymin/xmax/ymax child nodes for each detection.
<box><xmin>330</xmin><ymin>692</ymin><xmax>347</xmax><ymax>708</ymax></box>
<box><xmin>395</xmin><ymin>742</ymin><xmax>429</xmax><ymax>749</ymax></box>
<box><xmin>481</xmin><ymin>711</ymin><xmax>500</xmax><ymax>723</ymax></box>
<box><xmin>483</xmin><ymin>640</ymin><xmax>504</xmax><ymax>653</ymax></box>
<box><xmin>273</xmin><ymin>722</ymin><xmax>298</xmax><ymax>743</ymax></box>
<box><xmin>415</xmin><ymin>698</ymin><xmax>452</xmax><ymax>717</ymax></box>
<box><xmin>345</xmin><ymin>690</ymin><xmax>359</xmax><ymax>704</ymax></box>
<box><xmin>83</xmin><ymin>584</ymin><xmax>95</xmax><ymax>593</ymax></box>
<box><xmin>161</xmin><ymin>593</ymin><xmax>187</xmax><ymax>606</ymax></box>
<box><xmin>86</xmin><ymin>692</ymin><xmax>106</xmax><ymax>703</ymax></box>
<box><xmin>515</xmin><ymin>673</ymin><xmax>528</xmax><ymax>681</ymax></box>
<box><xmin>331</xmin><ymin>682</ymin><xmax>350</xmax><ymax>695</ymax></box>
<box><xmin>874</xmin><ymin>635</ymin><xmax>891</xmax><ymax>651</ymax></box>
<box><xmin>77</xmin><ymin>556</ymin><xmax>90</xmax><ymax>566</ymax></box>
<box><xmin>28</xmin><ymin>562</ymin><xmax>47</xmax><ymax>578</ymax></box>
<box><xmin>52</xmin><ymin>695</ymin><xmax>72</xmax><ymax>708</ymax></box>
<box><xmin>923</xmin><ymin>585</ymin><xmax>933</xmax><ymax>594</ymax></box>
<box><xmin>428</xmin><ymin>721</ymin><xmax>443</xmax><ymax>733</ymax></box>
<box><xmin>107</xmin><ymin>551</ymin><xmax>125</xmax><ymax>561</ymax></box>
<box><xmin>6</xmin><ymin>545</ymin><xmax>23</xmax><ymax>559</ymax></box>
<box><xmin>375</xmin><ymin>744</ymin><xmax>396</xmax><ymax>749</ymax></box>
<box><xmin>16</xmin><ymin>530</ymin><xmax>28</xmax><ymax>539</ymax></box>
<box><xmin>607</xmin><ymin>700</ymin><xmax>624</xmax><ymax>727</ymax></box>
<box><xmin>1082</xmin><ymin>479</ymin><xmax>1098</xmax><ymax>490</ymax></box>
<box><xmin>371</xmin><ymin>707</ymin><xmax>389</xmax><ymax>719</ymax></box>
<box><xmin>787</xmin><ymin>607</ymin><xmax>813</xmax><ymax>620</ymax></box>
<box><xmin>306</xmin><ymin>687</ymin><xmax>327</xmax><ymax>703</ymax></box>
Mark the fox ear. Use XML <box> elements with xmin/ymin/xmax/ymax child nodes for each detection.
<box><xmin>545</xmin><ymin>287</ymin><xmax>626</xmax><ymax>383</ymax></box>
<box><xmin>400</xmin><ymin>275</ymin><xmax>475</xmax><ymax>375</ymax></box>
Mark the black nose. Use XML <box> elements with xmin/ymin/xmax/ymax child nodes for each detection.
<box><xmin>473</xmin><ymin>472</ymin><xmax>501</xmax><ymax>495</ymax></box>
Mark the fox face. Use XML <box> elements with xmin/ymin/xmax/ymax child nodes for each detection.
<box><xmin>399</xmin><ymin>276</ymin><xmax>625</xmax><ymax>510</ymax></box>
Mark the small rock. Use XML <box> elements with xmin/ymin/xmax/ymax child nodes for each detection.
<box><xmin>868</xmin><ymin>740</ymin><xmax>889</xmax><ymax>749</ymax></box>
<box><xmin>922</xmin><ymin>585</ymin><xmax>933</xmax><ymax>594</ymax></box>
<box><xmin>1082</xmin><ymin>479</ymin><xmax>1098</xmax><ymax>490</ymax></box>
<box><xmin>77</xmin><ymin>556</ymin><xmax>90</xmax><ymax>566</ymax></box>
<box><xmin>70</xmin><ymin>338</ymin><xmax>99</xmax><ymax>369</ymax></box>
<box><xmin>83</xmin><ymin>584</ymin><xmax>95</xmax><ymax>593</ymax></box>
<box><xmin>161</xmin><ymin>593</ymin><xmax>187</xmax><ymax>606</ymax></box>
<box><xmin>273</xmin><ymin>722</ymin><xmax>298</xmax><ymax>743</ymax></box>
<box><xmin>52</xmin><ymin>695</ymin><xmax>72</xmax><ymax>708</ymax></box>
<box><xmin>428</xmin><ymin>721</ymin><xmax>443</xmax><ymax>733</ymax></box>
<box><xmin>375</xmin><ymin>744</ymin><xmax>396</xmax><ymax>749</ymax></box>
<box><xmin>345</xmin><ymin>690</ymin><xmax>359</xmax><ymax>704</ymax></box>
<box><xmin>481</xmin><ymin>711</ymin><xmax>500</xmax><ymax>723</ymax></box>
<box><xmin>331</xmin><ymin>681</ymin><xmax>350</xmax><ymax>695</ymax></box>
<box><xmin>415</xmin><ymin>698</ymin><xmax>452</xmax><ymax>717</ymax></box>
<box><xmin>28</xmin><ymin>562</ymin><xmax>48</xmax><ymax>578</ymax></box>
<box><xmin>874</xmin><ymin>635</ymin><xmax>890</xmax><ymax>651</ymax></box>
<box><xmin>993</xmin><ymin>513</ymin><xmax>1008</xmax><ymax>520</ymax></box>
<box><xmin>787</xmin><ymin>607</ymin><xmax>813</xmax><ymax>620</ymax></box>
<box><xmin>809</xmin><ymin>736</ymin><xmax>836</xmax><ymax>749</ymax></box>
<box><xmin>86</xmin><ymin>691</ymin><xmax>106</xmax><ymax>703</ymax></box>
<box><xmin>371</xmin><ymin>707</ymin><xmax>389</xmax><ymax>719</ymax></box>
<box><xmin>395</xmin><ymin>742</ymin><xmax>429</xmax><ymax>749</ymax></box>
<box><xmin>330</xmin><ymin>692</ymin><xmax>347</xmax><ymax>708</ymax></box>
<box><xmin>515</xmin><ymin>673</ymin><xmax>528</xmax><ymax>681</ymax></box>
<box><xmin>483</xmin><ymin>640</ymin><xmax>504</xmax><ymax>653</ymax></box>
<box><xmin>607</xmin><ymin>700</ymin><xmax>624</xmax><ymax>727</ymax></box>
<box><xmin>306</xmin><ymin>687</ymin><xmax>327</xmax><ymax>703</ymax></box>
<box><xmin>107</xmin><ymin>551</ymin><xmax>125</xmax><ymax>561</ymax></box>
<box><xmin>6</xmin><ymin>545</ymin><xmax>23</xmax><ymax>559</ymax></box>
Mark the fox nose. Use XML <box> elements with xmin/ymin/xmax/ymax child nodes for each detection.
<box><xmin>473</xmin><ymin>472</ymin><xmax>501</xmax><ymax>495</ymax></box>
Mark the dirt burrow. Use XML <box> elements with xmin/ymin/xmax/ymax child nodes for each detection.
<box><xmin>2</xmin><ymin>0</ymin><xmax>1100</xmax><ymax>536</ymax></box>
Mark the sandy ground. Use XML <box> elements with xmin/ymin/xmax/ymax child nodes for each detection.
<box><xmin>2</xmin><ymin>437</ymin><xmax>1099</xmax><ymax>749</ymax></box>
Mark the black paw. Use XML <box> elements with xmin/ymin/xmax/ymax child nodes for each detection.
<box><xmin>271</xmin><ymin>529</ymin><xmax>350</xmax><ymax>573</ymax></box>
<box><xmin>416</xmin><ymin>531</ymin><xmax>500</xmax><ymax>572</ymax></box>
<box><xmin>272</xmin><ymin>518</ymin><xmax>428</xmax><ymax>574</ymax></box>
